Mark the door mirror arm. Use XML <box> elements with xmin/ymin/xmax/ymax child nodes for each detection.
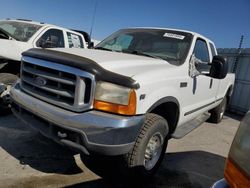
<box><xmin>189</xmin><ymin>54</ymin><xmax>202</xmax><ymax>78</ymax></box>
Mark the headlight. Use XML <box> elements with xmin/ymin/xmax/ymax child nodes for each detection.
<box><xmin>94</xmin><ymin>81</ymin><xmax>136</xmax><ymax>115</ymax></box>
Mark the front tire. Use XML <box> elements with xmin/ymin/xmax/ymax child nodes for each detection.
<box><xmin>125</xmin><ymin>113</ymin><xmax>169</xmax><ymax>177</ymax></box>
<box><xmin>81</xmin><ymin>113</ymin><xmax>169</xmax><ymax>181</ymax></box>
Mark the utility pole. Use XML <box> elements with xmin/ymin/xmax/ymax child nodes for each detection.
<box><xmin>233</xmin><ymin>35</ymin><xmax>244</xmax><ymax>73</ymax></box>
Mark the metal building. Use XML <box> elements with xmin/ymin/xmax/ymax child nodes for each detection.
<box><xmin>218</xmin><ymin>48</ymin><xmax>250</xmax><ymax>114</ymax></box>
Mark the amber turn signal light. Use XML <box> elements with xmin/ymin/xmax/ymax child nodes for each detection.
<box><xmin>224</xmin><ymin>159</ymin><xmax>250</xmax><ymax>188</ymax></box>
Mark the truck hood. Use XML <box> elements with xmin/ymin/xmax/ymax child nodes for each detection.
<box><xmin>51</xmin><ymin>48</ymin><xmax>176</xmax><ymax>78</ymax></box>
<box><xmin>0</xmin><ymin>39</ymin><xmax>30</xmax><ymax>61</ymax></box>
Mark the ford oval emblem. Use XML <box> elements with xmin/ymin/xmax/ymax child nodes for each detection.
<box><xmin>34</xmin><ymin>76</ymin><xmax>47</xmax><ymax>86</ymax></box>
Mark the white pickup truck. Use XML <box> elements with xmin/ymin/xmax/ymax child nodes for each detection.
<box><xmin>0</xmin><ymin>19</ymin><xmax>90</xmax><ymax>113</ymax></box>
<box><xmin>10</xmin><ymin>28</ymin><xmax>235</xmax><ymax>178</ymax></box>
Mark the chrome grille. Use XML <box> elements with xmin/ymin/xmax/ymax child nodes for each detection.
<box><xmin>20</xmin><ymin>56</ymin><xmax>95</xmax><ymax>112</ymax></box>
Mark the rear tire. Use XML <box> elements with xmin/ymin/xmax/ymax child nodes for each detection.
<box><xmin>0</xmin><ymin>73</ymin><xmax>18</xmax><ymax>115</ymax></box>
<box><xmin>208</xmin><ymin>97</ymin><xmax>227</xmax><ymax>123</ymax></box>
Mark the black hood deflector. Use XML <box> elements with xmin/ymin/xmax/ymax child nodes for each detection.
<box><xmin>22</xmin><ymin>48</ymin><xmax>139</xmax><ymax>89</ymax></box>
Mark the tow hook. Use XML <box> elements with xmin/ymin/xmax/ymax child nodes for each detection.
<box><xmin>0</xmin><ymin>83</ymin><xmax>6</xmax><ymax>95</ymax></box>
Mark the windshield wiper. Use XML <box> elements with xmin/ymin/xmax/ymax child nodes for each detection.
<box><xmin>94</xmin><ymin>46</ymin><xmax>114</xmax><ymax>52</ymax></box>
<box><xmin>130</xmin><ymin>51</ymin><xmax>166</xmax><ymax>61</ymax></box>
<box><xmin>94</xmin><ymin>46</ymin><xmax>123</xmax><ymax>53</ymax></box>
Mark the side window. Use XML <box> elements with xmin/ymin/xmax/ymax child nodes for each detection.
<box><xmin>36</xmin><ymin>29</ymin><xmax>65</xmax><ymax>48</ymax></box>
<box><xmin>193</xmin><ymin>39</ymin><xmax>209</xmax><ymax>62</ymax></box>
<box><xmin>209</xmin><ymin>42</ymin><xmax>216</xmax><ymax>57</ymax></box>
<box><xmin>193</xmin><ymin>39</ymin><xmax>210</xmax><ymax>72</ymax></box>
<box><xmin>67</xmin><ymin>32</ymin><xmax>84</xmax><ymax>48</ymax></box>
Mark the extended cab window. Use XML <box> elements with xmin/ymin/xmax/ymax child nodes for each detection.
<box><xmin>193</xmin><ymin>39</ymin><xmax>210</xmax><ymax>72</ymax></box>
<box><xmin>36</xmin><ymin>29</ymin><xmax>65</xmax><ymax>48</ymax></box>
<box><xmin>67</xmin><ymin>32</ymin><xmax>84</xmax><ymax>48</ymax></box>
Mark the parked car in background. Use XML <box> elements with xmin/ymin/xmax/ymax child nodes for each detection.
<box><xmin>212</xmin><ymin>111</ymin><xmax>250</xmax><ymax>188</ymax></box>
<box><xmin>0</xmin><ymin>18</ymin><xmax>90</xmax><ymax>114</ymax></box>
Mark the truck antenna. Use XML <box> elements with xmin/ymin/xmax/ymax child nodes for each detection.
<box><xmin>233</xmin><ymin>35</ymin><xmax>244</xmax><ymax>73</ymax></box>
<box><xmin>90</xmin><ymin>1</ymin><xmax>98</xmax><ymax>40</ymax></box>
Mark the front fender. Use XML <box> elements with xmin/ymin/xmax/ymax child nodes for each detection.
<box><xmin>136</xmin><ymin>84</ymin><xmax>182</xmax><ymax>114</ymax></box>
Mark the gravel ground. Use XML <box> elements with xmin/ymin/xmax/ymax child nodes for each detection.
<box><xmin>0</xmin><ymin>113</ymin><xmax>241</xmax><ymax>188</ymax></box>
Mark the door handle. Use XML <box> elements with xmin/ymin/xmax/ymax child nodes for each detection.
<box><xmin>209</xmin><ymin>79</ymin><xmax>213</xmax><ymax>89</ymax></box>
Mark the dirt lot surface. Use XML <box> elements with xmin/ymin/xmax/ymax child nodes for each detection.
<box><xmin>0</xmin><ymin>113</ymin><xmax>241</xmax><ymax>188</ymax></box>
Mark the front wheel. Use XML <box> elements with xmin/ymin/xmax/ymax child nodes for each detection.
<box><xmin>81</xmin><ymin>113</ymin><xmax>169</xmax><ymax>181</ymax></box>
<box><xmin>0</xmin><ymin>73</ymin><xmax>18</xmax><ymax>115</ymax></box>
<box><xmin>125</xmin><ymin>113</ymin><xmax>169</xmax><ymax>177</ymax></box>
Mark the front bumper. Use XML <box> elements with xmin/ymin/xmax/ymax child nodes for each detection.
<box><xmin>10</xmin><ymin>81</ymin><xmax>144</xmax><ymax>156</ymax></box>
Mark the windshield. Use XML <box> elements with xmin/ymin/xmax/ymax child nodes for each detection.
<box><xmin>96</xmin><ymin>29</ymin><xmax>193</xmax><ymax>65</ymax></box>
<box><xmin>0</xmin><ymin>21</ymin><xmax>42</xmax><ymax>42</ymax></box>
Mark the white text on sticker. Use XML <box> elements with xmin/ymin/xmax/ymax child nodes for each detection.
<box><xmin>164</xmin><ymin>33</ymin><xmax>185</xmax><ymax>40</ymax></box>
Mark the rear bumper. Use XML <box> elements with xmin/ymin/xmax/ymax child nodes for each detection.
<box><xmin>10</xmin><ymin>81</ymin><xmax>144</xmax><ymax>156</ymax></box>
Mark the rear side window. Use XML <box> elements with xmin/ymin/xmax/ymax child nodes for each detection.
<box><xmin>67</xmin><ymin>32</ymin><xmax>84</xmax><ymax>48</ymax></box>
<box><xmin>209</xmin><ymin>42</ymin><xmax>216</xmax><ymax>57</ymax></box>
<box><xmin>193</xmin><ymin>39</ymin><xmax>210</xmax><ymax>62</ymax></box>
<box><xmin>36</xmin><ymin>29</ymin><xmax>65</xmax><ymax>48</ymax></box>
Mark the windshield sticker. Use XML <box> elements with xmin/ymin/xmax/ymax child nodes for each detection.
<box><xmin>163</xmin><ymin>33</ymin><xmax>185</xmax><ymax>40</ymax></box>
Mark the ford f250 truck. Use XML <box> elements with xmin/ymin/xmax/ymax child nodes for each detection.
<box><xmin>0</xmin><ymin>19</ymin><xmax>90</xmax><ymax>114</ymax></box>
<box><xmin>10</xmin><ymin>28</ymin><xmax>235</xmax><ymax>177</ymax></box>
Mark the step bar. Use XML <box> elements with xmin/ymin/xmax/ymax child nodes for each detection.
<box><xmin>172</xmin><ymin>113</ymin><xmax>210</xmax><ymax>139</ymax></box>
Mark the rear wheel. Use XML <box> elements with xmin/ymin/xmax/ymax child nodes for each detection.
<box><xmin>0</xmin><ymin>73</ymin><xmax>18</xmax><ymax>115</ymax></box>
<box><xmin>208</xmin><ymin>97</ymin><xmax>227</xmax><ymax>123</ymax></box>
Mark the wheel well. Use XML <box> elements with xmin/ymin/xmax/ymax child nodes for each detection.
<box><xmin>0</xmin><ymin>60</ymin><xmax>21</xmax><ymax>76</ymax></box>
<box><xmin>149</xmin><ymin>102</ymin><xmax>179</xmax><ymax>134</ymax></box>
<box><xmin>226</xmin><ymin>85</ymin><xmax>233</xmax><ymax>104</ymax></box>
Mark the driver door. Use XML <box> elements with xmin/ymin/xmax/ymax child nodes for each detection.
<box><xmin>182</xmin><ymin>38</ymin><xmax>219</xmax><ymax>120</ymax></box>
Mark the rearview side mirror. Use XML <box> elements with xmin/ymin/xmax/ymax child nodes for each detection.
<box><xmin>88</xmin><ymin>42</ymin><xmax>94</xmax><ymax>49</ymax></box>
<box><xmin>210</xmin><ymin>55</ymin><xmax>228</xmax><ymax>79</ymax></box>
